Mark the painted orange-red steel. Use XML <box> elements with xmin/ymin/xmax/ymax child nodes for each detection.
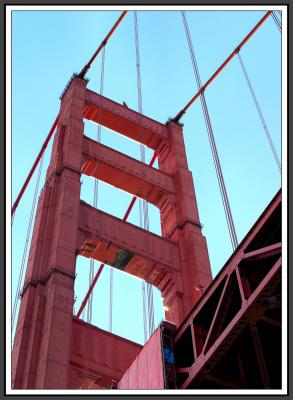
<box><xmin>118</xmin><ymin>327</ymin><xmax>164</xmax><ymax>389</ymax></box>
<box><xmin>84</xmin><ymin>89</ymin><xmax>168</xmax><ymax>149</ymax></box>
<box><xmin>81</xmin><ymin>136</ymin><xmax>173</xmax><ymax>206</ymax></box>
<box><xmin>174</xmin><ymin>190</ymin><xmax>281</xmax><ymax>389</ymax></box>
<box><xmin>12</xmin><ymin>76</ymin><xmax>212</xmax><ymax>388</ymax></box>
<box><xmin>68</xmin><ymin>317</ymin><xmax>142</xmax><ymax>388</ymax></box>
<box><xmin>174</xmin><ymin>11</ymin><xmax>272</xmax><ymax>121</ymax></box>
<box><xmin>76</xmin><ymin>151</ymin><xmax>158</xmax><ymax>318</ymax></box>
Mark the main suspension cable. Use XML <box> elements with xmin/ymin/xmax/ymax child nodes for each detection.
<box><xmin>174</xmin><ymin>11</ymin><xmax>272</xmax><ymax>122</ymax></box>
<box><xmin>181</xmin><ymin>11</ymin><xmax>238</xmax><ymax>250</ymax></box>
<box><xmin>237</xmin><ymin>52</ymin><xmax>281</xmax><ymax>173</ymax></box>
<box><xmin>12</xmin><ymin>12</ymin><xmax>128</xmax><ymax>217</ymax></box>
<box><xmin>78</xmin><ymin>11</ymin><xmax>127</xmax><ymax>78</ymax></box>
<box><xmin>12</xmin><ymin>115</ymin><xmax>59</xmax><ymax>216</ymax></box>
<box><xmin>12</xmin><ymin>154</ymin><xmax>45</xmax><ymax>330</ymax></box>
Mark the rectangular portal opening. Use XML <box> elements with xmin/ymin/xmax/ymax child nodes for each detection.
<box><xmin>83</xmin><ymin>119</ymin><xmax>159</xmax><ymax>168</ymax></box>
<box><xmin>80</xmin><ymin>174</ymin><xmax>162</xmax><ymax>236</ymax></box>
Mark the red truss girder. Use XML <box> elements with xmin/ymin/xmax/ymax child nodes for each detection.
<box><xmin>174</xmin><ymin>190</ymin><xmax>282</xmax><ymax>389</ymax></box>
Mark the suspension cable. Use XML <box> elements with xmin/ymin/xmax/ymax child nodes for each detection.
<box><xmin>146</xmin><ymin>281</ymin><xmax>155</xmax><ymax>335</ymax></box>
<box><xmin>78</xmin><ymin>11</ymin><xmax>127</xmax><ymax>78</ymax></box>
<box><xmin>237</xmin><ymin>52</ymin><xmax>281</xmax><ymax>173</ymax></box>
<box><xmin>97</xmin><ymin>47</ymin><xmax>114</xmax><ymax>332</ymax></box>
<box><xmin>134</xmin><ymin>10</ymin><xmax>155</xmax><ymax>339</ymax></box>
<box><xmin>12</xmin><ymin>13</ymin><xmax>128</xmax><ymax>217</ymax></box>
<box><xmin>134</xmin><ymin>9</ymin><xmax>148</xmax><ymax>339</ymax></box>
<box><xmin>87</xmin><ymin>259</ymin><xmax>93</xmax><ymax>322</ymax></box>
<box><xmin>271</xmin><ymin>11</ymin><xmax>282</xmax><ymax>32</ymax></box>
<box><xmin>142</xmin><ymin>282</ymin><xmax>148</xmax><ymax>342</ymax></box>
<box><xmin>109</xmin><ymin>268</ymin><xmax>113</xmax><ymax>332</ymax></box>
<box><xmin>181</xmin><ymin>11</ymin><xmax>238</xmax><ymax>250</ymax></box>
<box><xmin>12</xmin><ymin>115</ymin><xmax>59</xmax><ymax>216</ymax></box>
<box><xmin>86</xmin><ymin>47</ymin><xmax>106</xmax><ymax>324</ymax></box>
<box><xmin>174</xmin><ymin>11</ymin><xmax>272</xmax><ymax>122</ymax></box>
<box><xmin>93</xmin><ymin>47</ymin><xmax>115</xmax><ymax>332</ymax></box>
<box><xmin>12</xmin><ymin>154</ymin><xmax>45</xmax><ymax>330</ymax></box>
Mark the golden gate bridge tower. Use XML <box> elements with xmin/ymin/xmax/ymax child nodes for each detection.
<box><xmin>11</xmin><ymin>10</ymin><xmax>282</xmax><ymax>390</ymax></box>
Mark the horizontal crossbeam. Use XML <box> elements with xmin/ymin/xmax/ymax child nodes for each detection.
<box><xmin>77</xmin><ymin>201</ymin><xmax>180</xmax><ymax>284</ymax></box>
<box><xmin>84</xmin><ymin>89</ymin><xmax>168</xmax><ymax>149</ymax></box>
<box><xmin>81</xmin><ymin>135</ymin><xmax>175</xmax><ymax>207</ymax></box>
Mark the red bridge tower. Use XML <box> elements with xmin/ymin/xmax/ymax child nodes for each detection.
<box><xmin>12</xmin><ymin>76</ymin><xmax>212</xmax><ymax>389</ymax></box>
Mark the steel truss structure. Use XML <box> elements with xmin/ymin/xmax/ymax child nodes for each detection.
<box><xmin>174</xmin><ymin>191</ymin><xmax>282</xmax><ymax>389</ymax></box>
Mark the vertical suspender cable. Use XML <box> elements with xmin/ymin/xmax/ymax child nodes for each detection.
<box><xmin>86</xmin><ymin>47</ymin><xmax>106</xmax><ymax>325</ymax></box>
<box><xmin>143</xmin><ymin>214</ymin><xmax>154</xmax><ymax>336</ymax></box>
<box><xmin>271</xmin><ymin>11</ymin><xmax>282</xmax><ymax>32</ymax></box>
<box><xmin>142</xmin><ymin>282</ymin><xmax>148</xmax><ymax>342</ymax></box>
<box><xmin>174</xmin><ymin>12</ymin><xmax>272</xmax><ymax>121</ymax></box>
<box><xmin>12</xmin><ymin>154</ymin><xmax>45</xmax><ymax>331</ymax></box>
<box><xmin>87</xmin><ymin>260</ymin><xmax>93</xmax><ymax>322</ymax></box>
<box><xmin>109</xmin><ymin>267</ymin><xmax>113</xmax><ymax>332</ymax></box>
<box><xmin>96</xmin><ymin>48</ymin><xmax>115</xmax><ymax>333</ymax></box>
<box><xmin>237</xmin><ymin>52</ymin><xmax>281</xmax><ymax>173</ymax></box>
<box><xmin>146</xmin><ymin>279</ymin><xmax>155</xmax><ymax>335</ymax></box>
<box><xmin>134</xmin><ymin>11</ymin><xmax>155</xmax><ymax>340</ymax></box>
<box><xmin>181</xmin><ymin>11</ymin><xmax>239</xmax><ymax>250</ymax></box>
<box><xmin>134</xmin><ymin>10</ymin><xmax>149</xmax><ymax>340</ymax></box>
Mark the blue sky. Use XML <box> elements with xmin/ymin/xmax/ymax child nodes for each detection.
<box><xmin>12</xmin><ymin>8</ymin><xmax>281</xmax><ymax>344</ymax></box>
